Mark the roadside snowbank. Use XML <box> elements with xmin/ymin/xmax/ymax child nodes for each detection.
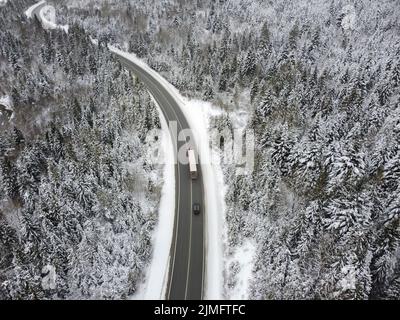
<box><xmin>24</xmin><ymin>0</ymin><xmax>45</xmax><ymax>18</ymax></box>
<box><xmin>109</xmin><ymin>47</ymin><xmax>225</xmax><ymax>299</ymax></box>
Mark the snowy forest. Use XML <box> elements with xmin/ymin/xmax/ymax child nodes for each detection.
<box><xmin>0</xmin><ymin>0</ymin><xmax>161</xmax><ymax>299</ymax></box>
<box><xmin>53</xmin><ymin>0</ymin><xmax>400</xmax><ymax>299</ymax></box>
<box><xmin>1</xmin><ymin>0</ymin><xmax>400</xmax><ymax>300</ymax></box>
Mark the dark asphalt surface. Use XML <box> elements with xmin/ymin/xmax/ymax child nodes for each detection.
<box><xmin>114</xmin><ymin>54</ymin><xmax>205</xmax><ymax>300</ymax></box>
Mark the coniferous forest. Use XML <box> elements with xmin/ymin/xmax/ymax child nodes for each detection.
<box><xmin>1</xmin><ymin>0</ymin><xmax>161</xmax><ymax>299</ymax></box>
<box><xmin>1</xmin><ymin>0</ymin><xmax>400</xmax><ymax>300</ymax></box>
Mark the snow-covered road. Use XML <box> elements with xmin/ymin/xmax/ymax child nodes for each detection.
<box><xmin>25</xmin><ymin>0</ymin><xmax>68</xmax><ymax>32</ymax></box>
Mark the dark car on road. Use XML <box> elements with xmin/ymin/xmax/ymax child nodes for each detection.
<box><xmin>193</xmin><ymin>203</ymin><xmax>201</xmax><ymax>215</ymax></box>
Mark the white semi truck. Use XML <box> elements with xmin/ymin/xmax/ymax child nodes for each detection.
<box><xmin>188</xmin><ymin>149</ymin><xmax>198</xmax><ymax>179</ymax></box>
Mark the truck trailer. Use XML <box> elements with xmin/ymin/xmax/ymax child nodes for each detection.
<box><xmin>188</xmin><ymin>149</ymin><xmax>198</xmax><ymax>179</ymax></box>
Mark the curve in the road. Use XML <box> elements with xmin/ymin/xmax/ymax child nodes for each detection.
<box><xmin>111</xmin><ymin>54</ymin><xmax>205</xmax><ymax>300</ymax></box>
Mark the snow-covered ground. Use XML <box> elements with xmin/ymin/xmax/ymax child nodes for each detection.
<box><xmin>0</xmin><ymin>95</ymin><xmax>14</xmax><ymax>123</ymax></box>
<box><xmin>109</xmin><ymin>47</ymin><xmax>226</xmax><ymax>299</ymax></box>
<box><xmin>0</xmin><ymin>0</ymin><xmax>8</xmax><ymax>7</ymax></box>
<box><xmin>41</xmin><ymin>265</ymin><xmax>57</xmax><ymax>290</ymax></box>
<box><xmin>0</xmin><ymin>95</ymin><xmax>12</xmax><ymax>109</ymax></box>
<box><xmin>225</xmin><ymin>240</ymin><xmax>256</xmax><ymax>299</ymax></box>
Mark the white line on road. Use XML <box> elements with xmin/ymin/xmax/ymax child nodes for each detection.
<box><xmin>185</xmin><ymin>178</ymin><xmax>194</xmax><ymax>299</ymax></box>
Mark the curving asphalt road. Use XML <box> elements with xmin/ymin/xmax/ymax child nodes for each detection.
<box><xmin>31</xmin><ymin>2</ymin><xmax>205</xmax><ymax>300</ymax></box>
<box><xmin>114</xmin><ymin>54</ymin><xmax>205</xmax><ymax>300</ymax></box>
<box><xmin>30</xmin><ymin>1</ymin><xmax>46</xmax><ymax>22</ymax></box>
